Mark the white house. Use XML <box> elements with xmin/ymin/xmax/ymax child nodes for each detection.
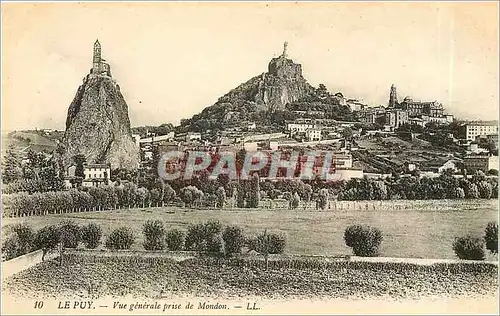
<box><xmin>305</xmin><ymin>128</ymin><xmax>322</xmax><ymax>142</ymax></box>
<box><xmin>82</xmin><ymin>163</ymin><xmax>111</xmax><ymax>187</ymax></box>
<box><xmin>287</xmin><ymin>122</ymin><xmax>316</xmax><ymax>134</ymax></box>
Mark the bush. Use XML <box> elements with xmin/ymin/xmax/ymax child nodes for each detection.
<box><xmin>142</xmin><ymin>220</ymin><xmax>166</xmax><ymax>250</ymax></box>
<box><xmin>105</xmin><ymin>227</ymin><xmax>135</xmax><ymax>250</ymax></box>
<box><xmin>250</xmin><ymin>230</ymin><xmax>286</xmax><ymax>255</ymax></box>
<box><xmin>80</xmin><ymin>223</ymin><xmax>102</xmax><ymax>249</ymax></box>
<box><xmin>453</xmin><ymin>236</ymin><xmax>485</xmax><ymax>260</ymax></box>
<box><xmin>222</xmin><ymin>225</ymin><xmax>245</xmax><ymax>256</ymax></box>
<box><xmin>344</xmin><ymin>225</ymin><xmax>383</xmax><ymax>257</ymax></box>
<box><xmin>59</xmin><ymin>221</ymin><xmax>81</xmax><ymax>248</ymax></box>
<box><xmin>33</xmin><ymin>225</ymin><xmax>61</xmax><ymax>260</ymax></box>
<box><xmin>485</xmin><ymin>222</ymin><xmax>498</xmax><ymax>255</ymax></box>
<box><xmin>9</xmin><ymin>223</ymin><xmax>35</xmax><ymax>256</ymax></box>
<box><xmin>2</xmin><ymin>234</ymin><xmax>21</xmax><ymax>261</ymax></box>
<box><xmin>165</xmin><ymin>229</ymin><xmax>185</xmax><ymax>251</ymax></box>
<box><xmin>185</xmin><ymin>223</ymin><xmax>206</xmax><ymax>252</ymax></box>
<box><xmin>207</xmin><ymin>233</ymin><xmax>225</xmax><ymax>256</ymax></box>
<box><xmin>268</xmin><ymin>232</ymin><xmax>286</xmax><ymax>254</ymax></box>
<box><xmin>185</xmin><ymin>220</ymin><xmax>224</xmax><ymax>254</ymax></box>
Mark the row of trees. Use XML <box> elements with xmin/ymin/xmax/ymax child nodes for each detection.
<box><xmin>2</xmin><ymin>183</ymin><xmax>177</xmax><ymax>217</ymax></box>
<box><xmin>1</xmin><ymin>220</ymin><xmax>287</xmax><ymax>265</ymax></box>
<box><xmin>338</xmin><ymin>172</ymin><xmax>498</xmax><ymax>201</ymax></box>
<box><xmin>3</xmin><ymin>219</ymin><xmax>497</xmax><ymax>263</ymax></box>
<box><xmin>3</xmin><ymin>173</ymin><xmax>498</xmax><ymax>217</ymax></box>
<box><xmin>2</xmin><ymin>221</ymin><xmax>102</xmax><ymax>261</ymax></box>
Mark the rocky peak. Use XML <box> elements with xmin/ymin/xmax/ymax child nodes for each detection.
<box><xmin>59</xmin><ymin>41</ymin><xmax>140</xmax><ymax>171</ymax></box>
<box><xmin>267</xmin><ymin>42</ymin><xmax>303</xmax><ymax>80</ymax></box>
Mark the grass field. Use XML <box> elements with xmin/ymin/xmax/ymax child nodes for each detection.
<box><xmin>3</xmin><ymin>199</ymin><xmax>498</xmax><ymax>260</ymax></box>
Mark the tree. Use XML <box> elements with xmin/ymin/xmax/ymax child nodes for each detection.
<box><xmin>38</xmin><ymin>160</ymin><xmax>65</xmax><ymax>191</ymax></box>
<box><xmin>33</xmin><ymin>225</ymin><xmax>61</xmax><ymax>261</ymax></box>
<box><xmin>215</xmin><ymin>186</ymin><xmax>226</xmax><ymax>209</ymax></box>
<box><xmin>222</xmin><ymin>225</ymin><xmax>245</xmax><ymax>257</ymax></box>
<box><xmin>465</xmin><ymin>182</ymin><xmax>479</xmax><ymax>199</ymax></box>
<box><xmin>11</xmin><ymin>223</ymin><xmax>35</xmax><ymax>255</ymax></box>
<box><xmin>247</xmin><ymin>173</ymin><xmax>260</xmax><ymax>208</ymax></box>
<box><xmin>485</xmin><ymin>222</ymin><xmax>498</xmax><ymax>255</ymax></box>
<box><xmin>137</xmin><ymin>187</ymin><xmax>149</xmax><ymax>208</ymax></box>
<box><xmin>180</xmin><ymin>186</ymin><xmax>203</xmax><ymax>208</ymax></box>
<box><xmin>282</xmin><ymin>191</ymin><xmax>292</xmax><ymax>209</ymax></box>
<box><xmin>150</xmin><ymin>188</ymin><xmax>161</xmax><ymax>207</ymax></box>
<box><xmin>1</xmin><ymin>223</ymin><xmax>35</xmax><ymax>260</ymax></box>
<box><xmin>236</xmin><ymin>181</ymin><xmax>247</xmax><ymax>208</ymax></box>
<box><xmin>452</xmin><ymin>235</ymin><xmax>485</xmax><ymax>260</ymax></box>
<box><xmin>372</xmin><ymin>181</ymin><xmax>387</xmax><ymax>200</ymax></box>
<box><xmin>2</xmin><ymin>144</ymin><xmax>22</xmax><ymax>184</ymax></box>
<box><xmin>185</xmin><ymin>220</ymin><xmax>224</xmax><ymax>254</ymax></box>
<box><xmin>165</xmin><ymin>229</ymin><xmax>185</xmax><ymax>251</ymax></box>
<box><xmin>344</xmin><ymin>225</ymin><xmax>383</xmax><ymax>257</ymax></box>
<box><xmin>59</xmin><ymin>221</ymin><xmax>81</xmax><ymax>248</ymax></box>
<box><xmin>143</xmin><ymin>220</ymin><xmax>166</xmax><ymax>250</ymax></box>
<box><xmin>248</xmin><ymin>230</ymin><xmax>286</xmax><ymax>268</ymax></box>
<box><xmin>316</xmin><ymin>188</ymin><xmax>329</xmax><ymax>210</ymax></box>
<box><xmin>487</xmin><ymin>169</ymin><xmax>499</xmax><ymax>176</ymax></box>
<box><xmin>454</xmin><ymin>187</ymin><xmax>466</xmax><ymax>199</ymax></box>
<box><xmin>73</xmin><ymin>154</ymin><xmax>86</xmax><ymax>185</ymax></box>
<box><xmin>303</xmin><ymin>184</ymin><xmax>312</xmax><ymax>208</ymax></box>
<box><xmin>477</xmin><ymin>181</ymin><xmax>492</xmax><ymax>199</ymax></box>
<box><xmin>105</xmin><ymin>227</ymin><xmax>135</xmax><ymax>250</ymax></box>
<box><xmin>290</xmin><ymin>192</ymin><xmax>300</xmax><ymax>209</ymax></box>
<box><xmin>80</xmin><ymin>223</ymin><xmax>102</xmax><ymax>249</ymax></box>
<box><xmin>342</xmin><ymin>127</ymin><xmax>353</xmax><ymax>140</ymax></box>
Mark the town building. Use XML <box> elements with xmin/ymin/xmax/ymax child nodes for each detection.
<box><xmin>139</xmin><ymin>132</ymin><xmax>175</xmax><ymax>144</ymax></box>
<box><xmin>65</xmin><ymin>163</ymin><xmax>111</xmax><ymax>188</ymax></box>
<box><xmin>422</xmin><ymin>158</ymin><xmax>460</xmax><ymax>174</ymax></box>
<box><xmin>346</xmin><ymin>99</ymin><xmax>366</xmax><ymax>112</ymax></box>
<box><xmin>286</xmin><ymin>122</ymin><xmax>316</xmax><ymax>134</ymax></box>
<box><xmin>305</xmin><ymin>128</ymin><xmax>322</xmax><ymax>141</ymax></box>
<box><xmin>460</xmin><ymin>121</ymin><xmax>499</xmax><ymax>141</ymax></box>
<box><xmin>358</xmin><ymin>106</ymin><xmax>386</xmax><ymax>125</ymax></box>
<box><xmin>463</xmin><ymin>155</ymin><xmax>499</xmax><ymax>173</ymax></box>
<box><xmin>421</xmin><ymin>114</ymin><xmax>454</xmax><ymax>125</ymax></box>
<box><xmin>176</xmin><ymin>132</ymin><xmax>202</xmax><ymax>142</ymax></box>
<box><xmin>384</xmin><ymin>109</ymin><xmax>408</xmax><ymax>128</ymax></box>
<box><xmin>82</xmin><ymin>163</ymin><xmax>111</xmax><ymax>187</ymax></box>
<box><xmin>398</xmin><ymin>97</ymin><xmax>444</xmax><ymax>117</ymax></box>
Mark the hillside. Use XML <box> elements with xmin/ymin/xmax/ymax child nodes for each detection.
<box><xmin>1</xmin><ymin>130</ymin><xmax>61</xmax><ymax>158</ymax></box>
<box><xmin>179</xmin><ymin>43</ymin><xmax>353</xmax><ymax>132</ymax></box>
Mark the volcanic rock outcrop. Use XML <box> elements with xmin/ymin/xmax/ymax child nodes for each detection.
<box><xmin>184</xmin><ymin>42</ymin><xmax>315</xmax><ymax>129</ymax></box>
<box><xmin>59</xmin><ymin>40</ymin><xmax>140</xmax><ymax>170</ymax></box>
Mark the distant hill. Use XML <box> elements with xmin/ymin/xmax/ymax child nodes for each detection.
<box><xmin>2</xmin><ymin>130</ymin><xmax>61</xmax><ymax>158</ymax></box>
<box><xmin>179</xmin><ymin>43</ymin><xmax>354</xmax><ymax>133</ymax></box>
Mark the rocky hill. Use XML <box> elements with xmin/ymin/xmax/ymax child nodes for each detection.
<box><xmin>180</xmin><ymin>43</ymin><xmax>325</xmax><ymax>132</ymax></box>
<box><xmin>58</xmin><ymin>43</ymin><xmax>140</xmax><ymax>170</ymax></box>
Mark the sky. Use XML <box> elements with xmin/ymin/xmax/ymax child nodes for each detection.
<box><xmin>1</xmin><ymin>2</ymin><xmax>498</xmax><ymax>131</ymax></box>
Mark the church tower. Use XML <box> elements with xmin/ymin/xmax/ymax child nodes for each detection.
<box><xmin>389</xmin><ymin>84</ymin><xmax>398</xmax><ymax>107</ymax></box>
<box><xmin>92</xmin><ymin>39</ymin><xmax>101</xmax><ymax>73</ymax></box>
